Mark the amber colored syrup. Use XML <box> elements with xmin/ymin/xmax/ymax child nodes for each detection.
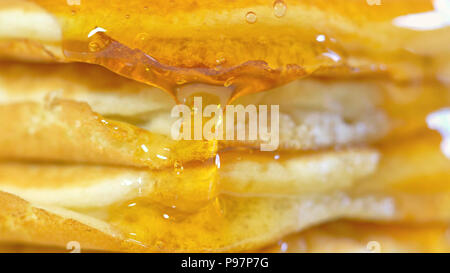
<box><xmin>28</xmin><ymin>0</ymin><xmax>437</xmax><ymax>101</ymax></box>
<box><xmin>102</xmin><ymin>130</ymin><xmax>450</xmax><ymax>251</ymax></box>
<box><xmin>261</xmin><ymin>220</ymin><xmax>450</xmax><ymax>253</ymax></box>
<box><xmin>24</xmin><ymin>0</ymin><xmax>450</xmax><ymax>251</ymax></box>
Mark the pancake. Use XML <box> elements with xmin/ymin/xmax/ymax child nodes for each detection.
<box><xmin>0</xmin><ymin>60</ymin><xmax>447</xmax><ymax>251</ymax></box>
<box><xmin>0</xmin><ymin>0</ymin><xmax>448</xmax><ymax>253</ymax></box>
<box><xmin>2</xmin><ymin>220</ymin><xmax>450</xmax><ymax>253</ymax></box>
<box><xmin>0</xmin><ymin>130</ymin><xmax>447</xmax><ymax>251</ymax></box>
<box><xmin>0</xmin><ymin>62</ymin><xmax>448</xmax><ymax>160</ymax></box>
<box><xmin>263</xmin><ymin>220</ymin><xmax>450</xmax><ymax>253</ymax></box>
<box><xmin>0</xmin><ymin>0</ymin><xmax>449</xmax><ymax>98</ymax></box>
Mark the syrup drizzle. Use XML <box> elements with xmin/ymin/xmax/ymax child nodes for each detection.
<box><xmin>26</xmin><ymin>0</ymin><xmax>439</xmax><ymax>102</ymax></box>
<box><xmin>19</xmin><ymin>0</ymin><xmax>449</xmax><ymax>251</ymax></box>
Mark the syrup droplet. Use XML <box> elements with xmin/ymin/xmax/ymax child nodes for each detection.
<box><xmin>245</xmin><ymin>11</ymin><xmax>257</xmax><ymax>24</ymax></box>
<box><xmin>273</xmin><ymin>0</ymin><xmax>287</xmax><ymax>18</ymax></box>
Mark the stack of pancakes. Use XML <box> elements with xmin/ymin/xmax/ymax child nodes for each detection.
<box><xmin>0</xmin><ymin>0</ymin><xmax>448</xmax><ymax>252</ymax></box>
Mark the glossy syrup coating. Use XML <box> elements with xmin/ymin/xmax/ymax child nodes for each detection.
<box><xmin>27</xmin><ymin>0</ymin><xmax>447</xmax><ymax>101</ymax></box>
<box><xmin>2</xmin><ymin>0</ymin><xmax>445</xmax><ymax>252</ymax></box>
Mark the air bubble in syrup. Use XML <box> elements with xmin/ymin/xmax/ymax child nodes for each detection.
<box><xmin>245</xmin><ymin>11</ymin><xmax>257</xmax><ymax>24</ymax></box>
<box><xmin>273</xmin><ymin>1</ymin><xmax>287</xmax><ymax>18</ymax></box>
